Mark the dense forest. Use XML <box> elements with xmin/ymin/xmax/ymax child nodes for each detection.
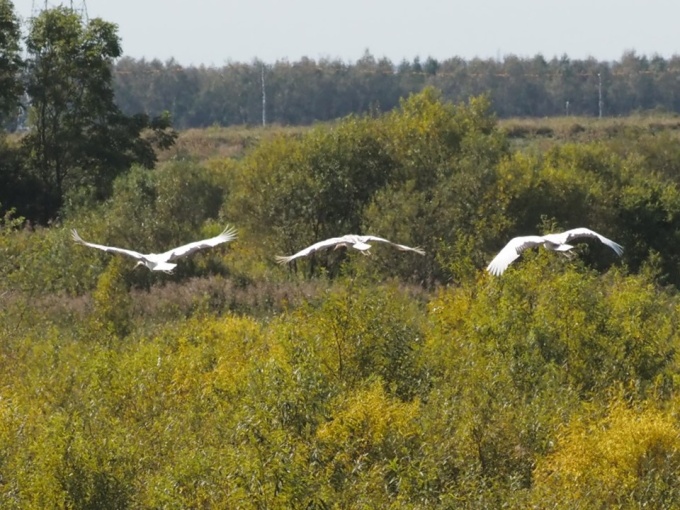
<box><xmin>4</xmin><ymin>1</ymin><xmax>680</xmax><ymax>508</ymax></box>
<box><xmin>110</xmin><ymin>51</ymin><xmax>680</xmax><ymax>128</ymax></box>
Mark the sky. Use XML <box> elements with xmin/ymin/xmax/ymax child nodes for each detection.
<box><xmin>10</xmin><ymin>0</ymin><xmax>680</xmax><ymax>66</ymax></box>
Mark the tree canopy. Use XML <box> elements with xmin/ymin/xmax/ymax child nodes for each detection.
<box><xmin>0</xmin><ymin>4</ymin><xmax>177</xmax><ymax>222</ymax></box>
<box><xmin>0</xmin><ymin>0</ymin><xmax>21</xmax><ymax>126</ymax></box>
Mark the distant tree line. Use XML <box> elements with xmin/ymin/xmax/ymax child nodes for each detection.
<box><xmin>112</xmin><ymin>51</ymin><xmax>680</xmax><ymax>128</ymax></box>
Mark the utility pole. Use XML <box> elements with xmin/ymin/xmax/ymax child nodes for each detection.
<box><xmin>598</xmin><ymin>72</ymin><xmax>603</xmax><ymax>119</ymax></box>
<box><xmin>261</xmin><ymin>64</ymin><xmax>266</xmax><ymax>127</ymax></box>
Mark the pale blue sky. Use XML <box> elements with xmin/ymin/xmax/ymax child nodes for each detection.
<box><xmin>11</xmin><ymin>0</ymin><xmax>680</xmax><ymax>66</ymax></box>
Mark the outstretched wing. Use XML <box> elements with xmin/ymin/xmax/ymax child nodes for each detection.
<box><xmin>487</xmin><ymin>235</ymin><xmax>545</xmax><ymax>276</ymax></box>
<box><xmin>361</xmin><ymin>235</ymin><xmax>426</xmax><ymax>255</ymax></box>
<box><xmin>275</xmin><ymin>236</ymin><xmax>349</xmax><ymax>264</ymax></box>
<box><xmin>163</xmin><ymin>225</ymin><xmax>238</xmax><ymax>261</ymax></box>
<box><xmin>71</xmin><ymin>229</ymin><xmax>146</xmax><ymax>261</ymax></box>
<box><xmin>559</xmin><ymin>228</ymin><xmax>624</xmax><ymax>257</ymax></box>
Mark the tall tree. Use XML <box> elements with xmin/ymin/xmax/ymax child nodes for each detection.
<box><xmin>22</xmin><ymin>7</ymin><xmax>176</xmax><ymax>221</ymax></box>
<box><xmin>0</xmin><ymin>0</ymin><xmax>25</xmax><ymax>218</ymax></box>
<box><xmin>0</xmin><ymin>0</ymin><xmax>22</xmax><ymax>126</ymax></box>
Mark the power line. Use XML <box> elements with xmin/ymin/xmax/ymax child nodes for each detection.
<box><xmin>112</xmin><ymin>65</ymin><xmax>680</xmax><ymax>79</ymax></box>
<box><xmin>30</xmin><ymin>0</ymin><xmax>88</xmax><ymax>20</ymax></box>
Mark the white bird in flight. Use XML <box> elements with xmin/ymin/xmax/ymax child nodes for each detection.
<box><xmin>72</xmin><ymin>226</ymin><xmax>237</xmax><ymax>273</ymax></box>
<box><xmin>487</xmin><ymin>227</ymin><xmax>623</xmax><ymax>276</ymax></box>
<box><xmin>276</xmin><ymin>234</ymin><xmax>425</xmax><ymax>264</ymax></box>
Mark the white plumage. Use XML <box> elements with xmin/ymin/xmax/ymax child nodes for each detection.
<box><xmin>276</xmin><ymin>234</ymin><xmax>425</xmax><ymax>264</ymax></box>
<box><xmin>72</xmin><ymin>226</ymin><xmax>237</xmax><ymax>273</ymax></box>
<box><xmin>487</xmin><ymin>227</ymin><xmax>623</xmax><ymax>276</ymax></box>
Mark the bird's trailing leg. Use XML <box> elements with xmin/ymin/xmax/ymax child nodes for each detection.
<box><xmin>551</xmin><ymin>243</ymin><xmax>575</xmax><ymax>259</ymax></box>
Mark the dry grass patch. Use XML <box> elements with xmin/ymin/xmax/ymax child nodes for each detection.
<box><xmin>157</xmin><ymin>124</ymin><xmax>312</xmax><ymax>162</ymax></box>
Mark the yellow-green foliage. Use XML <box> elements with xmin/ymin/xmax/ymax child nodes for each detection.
<box><xmin>224</xmin><ymin>88</ymin><xmax>512</xmax><ymax>284</ymax></box>
<box><xmin>533</xmin><ymin>398</ymin><xmax>680</xmax><ymax>508</ymax></box>
<box><xmin>2</xmin><ymin>262</ymin><xmax>680</xmax><ymax>507</ymax></box>
<box><xmin>91</xmin><ymin>257</ymin><xmax>132</xmax><ymax>337</ymax></box>
<box><xmin>316</xmin><ymin>381</ymin><xmax>422</xmax><ymax>508</ymax></box>
<box><xmin>364</xmin><ymin>90</ymin><xmax>511</xmax><ymax>283</ymax></box>
<box><xmin>0</xmin><ymin>219</ymin><xmax>98</xmax><ymax>296</ymax></box>
<box><xmin>429</xmin><ymin>261</ymin><xmax>677</xmax><ymax>399</ymax></box>
<box><xmin>412</xmin><ymin>261</ymin><xmax>679</xmax><ymax>506</ymax></box>
<box><xmin>8</xmin><ymin>98</ymin><xmax>680</xmax><ymax>507</ymax></box>
<box><xmin>0</xmin><ymin>314</ymin><xmax>276</xmax><ymax>509</ymax></box>
<box><xmin>280</xmin><ymin>278</ymin><xmax>427</xmax><ymax>399</ymax></box>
